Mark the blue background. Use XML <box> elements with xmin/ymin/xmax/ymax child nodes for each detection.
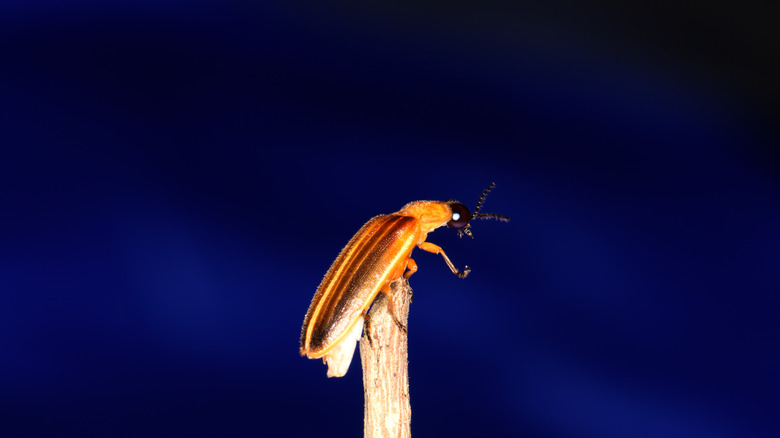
<box><xmin>1</xmin><ymin>1</ymin><xmax>778</xmax><ymax>437</ymax></box>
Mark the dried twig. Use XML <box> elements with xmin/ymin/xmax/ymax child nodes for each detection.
<box><xmin>359</xmin><ymin>278</ymin><xmax>412</xmax><ymax>438</ymax></box>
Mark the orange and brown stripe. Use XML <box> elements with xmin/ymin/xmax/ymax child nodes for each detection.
<box><xmin>301</xmin><ymin>214</ymin><xmax>419</xmax><ymax>355</ymax></box>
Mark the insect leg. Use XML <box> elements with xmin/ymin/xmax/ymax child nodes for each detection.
<box><xmin>418</xmin><ymin>241</ymin><xmax>471</xmax><ymax>278</ymax></box>
<box><xmin>383</xmin><ymin>283</ymin><xmax>408</xmax><ymax>333</ymax></box>
<box><xmin>363</xmin><ymin>309</ymin><xmax>374</xmax><ymax>347</ymax></box>
<box><xmin>403</xmin><ymin>257</ymin><xmax>418</xmax><ymax>279</ymax></box>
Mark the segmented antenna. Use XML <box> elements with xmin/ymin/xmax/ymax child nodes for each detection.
<box><xmin>472</xmin><ymin>182</ymin><xmax>510</xmax><ymax>222</ymax></box>
<box><xmin>455</xmin><ymin>182</ymin><xmax>509</xmax><ymax>239</ymax></box>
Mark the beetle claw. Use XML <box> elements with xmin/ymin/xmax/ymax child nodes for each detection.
<box><xmin>391</xmin><ymin>313</ymin><xmax>408</xmax><ymax>334</ymax></box>
<box><xmin>363</xmin><ymin>314</ymin><xmax>374</xmax><ymax>347</ymax></box>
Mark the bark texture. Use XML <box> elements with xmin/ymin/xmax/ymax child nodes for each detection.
<box><xmin>359</xmin><ymin>278</ymin><xmax>412</xmax><ymax>438</ymax></box>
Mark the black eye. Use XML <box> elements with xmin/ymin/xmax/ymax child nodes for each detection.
<box><xmin>446</xmin><ymin>202</ymin><xmax>472</xmax><ymax>230</ymax></box>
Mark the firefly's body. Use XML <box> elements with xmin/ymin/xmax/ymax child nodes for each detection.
<box><xmin>300</xmin><ymin>186</ymin><xmax>508</xmax><ymax>377</ymax></box>
<box><xmin>301</xmin><ymin>215</ymin><xmax>417</xmax><ymax>360</ymax></box>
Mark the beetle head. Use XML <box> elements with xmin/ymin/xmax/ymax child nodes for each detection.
<box><xmin>446</xmin><ymin>182</ymin><xmax>510</xmax><ymax>238</ymax></box>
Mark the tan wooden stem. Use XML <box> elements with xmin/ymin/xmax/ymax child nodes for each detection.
<box><xmin>360</xmin><ymin>278</ymin><xmax>412</xmax><ymax>438</ymax></box>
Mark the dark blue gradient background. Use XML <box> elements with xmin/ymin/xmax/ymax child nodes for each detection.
<box><xmin>2</xmin><ymin>1</ymin><xmax>778</xmax><ymax>437</ymax></box>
